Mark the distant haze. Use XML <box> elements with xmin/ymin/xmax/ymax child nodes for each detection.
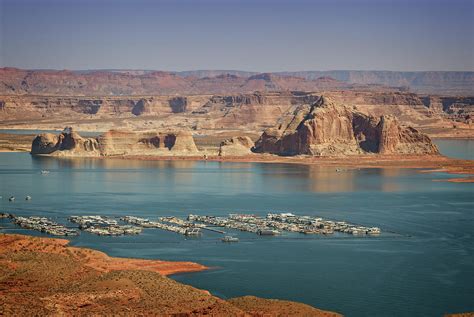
<box><xmin>1</xmin><ymin>0</ymin><xmax>473</xmax><ymax>71</ymax></box>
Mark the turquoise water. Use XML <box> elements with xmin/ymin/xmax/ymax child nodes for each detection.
<box><xmin>0</xmin><ymin>151</ymin><xmax>473</xmax><ymax>317</ymax></box>
<box><xmin>434</xmin><ymin>139</ymin><xmax>474</xmax><ymax>160</ymax></box>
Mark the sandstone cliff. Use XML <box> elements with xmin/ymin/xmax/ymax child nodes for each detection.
<box><xmin>218</xmin><ymin>136</ymin><xmax>254</xmax><ymax>156</ymax></box>
<box><xmin>31</xmin><ymin>127</ymin><xmax>100</xmax><ymax>156</ymax></box>
<box><xmin>195</xmin><ymin>91</ymin><xmax>319</xmax><ymax>130</ymax></box>
<box><xmin>253</xmin><ymin>96</ymin><xmax>439</xmax><ymax>156</ymax></box>
<box><xmin>31</xmin><ymin>128</ymin><xmax>199</xmax><ymax>157</ymax></box>
<box><xmin>3</xmin><ymin>90</ymin><xmax>471</xmax><ymax>140</ymax></box>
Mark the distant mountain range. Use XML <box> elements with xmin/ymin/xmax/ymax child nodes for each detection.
<box><xmin>176</xmin><ymin>70</ymin><xmax>474</xmax><ymax>95</ymax></box>
<box><xmin>1</xmin><ymin>67</ymin><xmax>472</xmax><ymax>95</ymax></box>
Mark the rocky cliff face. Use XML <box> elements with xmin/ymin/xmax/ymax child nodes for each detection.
<box><xmin>169</xmin><ymin>97</ymin><xmax>188</xmax><ymax>113</ymax></box>
<box><xmin>31</xmin><ymin>128</ymin><xmax>199</xmax><ymax>156</ymax></box>
<box><xmin>3</xmin><ymin>90</ymin><xmax>471</xmax><ymax>139</ymax></box>
<box><xmin>253</xmin><ymin>96</ymin><xmax>439</xmax><ymax>156</ymax></box>
<box><xmin>97</xmin><ymin>130</ymin><xmax>198</xmax><ymax>156</ymax></box>
<box><xmin>0</xmin><ymin>95</ymin><xmax>206</xmax><ymax>121</ymax></box>
<box><xmin>195</xmin><ymin>92</ymin><xmax>320</xmax><ymax>129</ymax></box>
<box><xmin>218</xmin><ymin>136</ymin><xmax>254</xmax><ymax>156</ymax></box>
<box><xmin>31</xmin><ymin>127</ymin><xmax>100</xmax><ymax>156</ymax></box>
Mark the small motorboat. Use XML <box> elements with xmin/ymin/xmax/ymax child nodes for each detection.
<box><xmin>25</xmin><ymin>195</ymin><xmax>32</xmax><ymax>201</ymax></box>
<box><xmin>221</xmin><ymin>236</ymin><xmax>239</xmax><ymax>243</ymax></box>
<box><xmin>8</xmin><ymin>196</ymin><xmax>15</xmax><ymax>202</ymax></box>
<box><xmin>40</xmin><ymin>170</ymin><xmax>50</xmax><ymax>175</ymax></box>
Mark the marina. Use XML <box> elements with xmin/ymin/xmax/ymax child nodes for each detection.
<box><xmin>121</xmin><ymin>215</ymin><xmax>202</xmax><ymax>236</ymax></box>
<box><xmin>1</xmin><ymin>211</ymin><xmax>382</xmax><ymax>239</ymax></box>
<box><xmin>11</xmin><ymin>215</ymin><xmax>78</xmax><ymax>236</ymax></box>
<box><xmin>188</xmin><ymin>213</ymin><xmax>381</xmax><ymax>236</ymax></box>
<box><xmin>69</xmin><ymin>215</ymin><xmax>142</xmax><ymax>236</ymax></box>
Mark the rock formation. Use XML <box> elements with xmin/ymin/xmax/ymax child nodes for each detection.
<box><xmin>31</xmin><ymin>127</ymin><xmax>100</xmax><ymax>156</ymax></box>
<box><xmin>98</xmin><ymin>130</ymin><xmax>199</xmax><ymax>156</ymax></box>
<box><xmin>169</xmin><ymin>97</ymin><xmax>187</xmax><ymax>113</ymax></box>
<box><xmin>218</xmin><ymin>136</ymin><xmax>254</xmax><ymax>156</ymax></box>
<box><xmin>131</xmin><ymin>99</ymin><xmax>153</xmax><ymax>116</ymax></box>
<box><xmin>253</xmin><ymin>96</ymin><xmax>439</xmax><ymax>156</ymax></box>
<box><xmin>31</xmin><ymin>128</ymin><xmax>199</xmax><ymax>157</ymax></box>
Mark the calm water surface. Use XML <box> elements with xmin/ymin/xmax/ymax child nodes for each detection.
<box><xmin>434</xmin><ymin>139</ymin><xmax>474</xmax><ymax>160</ymax></box>
<box><xmin>0</xmin><ymin>147</ymin><xmax>473</xmax><ymax>317</ymax></box>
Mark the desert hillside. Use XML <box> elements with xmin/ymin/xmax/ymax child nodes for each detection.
<box><xmin>0</xmin><ymin>234</ymin><xmax>341</xmax><ymax>316</ymax></box>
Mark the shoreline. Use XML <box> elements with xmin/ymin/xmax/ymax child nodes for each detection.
<box><xmin>0</xmin><ymin>233</ymin><xmax>208</xmax><ymax>276</ymax></box>
<box><xmin>114</xmin><ymin>154</ymin><xmax>474</xmax><ymax>182</ymax></box>
<box><xmin>2</xmin><ymin>147</ymin><xmax>473</xmax><ymax>182</ymax></box>
<box><xmin>0</xmin><ymin>233</ymin><xmax>341</xmax><ymax>316</ymax></box>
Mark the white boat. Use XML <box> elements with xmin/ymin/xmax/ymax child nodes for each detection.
<box><xmin>185</xmin><ymin>228</ymin><xmax>201</xmax><ymax>236</ymax></box>
<box><xmin>221</xmin><ymin>236</ymin><xmax>239</xmax><ymax>242</ymax></box>
<box><xmin>257</xmin><ymin>229</ymin><xmax>280</xmax><ymax>236</ymax></box>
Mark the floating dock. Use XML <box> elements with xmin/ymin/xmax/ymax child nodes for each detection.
<box><xmin>2</xmin><ymin>212</ymin><xmax>381</xmax><ymax>239</ymax></box>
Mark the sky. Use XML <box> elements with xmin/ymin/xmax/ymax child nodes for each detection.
<box><xmin>0</xmin><ymin>0</ymin><xmax>473</xmax><ymax>71</ymax></box>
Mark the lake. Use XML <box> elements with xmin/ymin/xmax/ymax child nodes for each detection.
<box><xmin>0</xmin><ymin>143</ymin><xmax>473</xmax><ymax>316</ymax></box>
<box><xmin>434</xmin><ymin>139</ymin><xmax>474</xmax><ymax>160</ymax></box>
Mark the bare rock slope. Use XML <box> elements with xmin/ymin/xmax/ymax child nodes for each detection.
<box><xmin>253</xmin><ymin>96</ymin><xmax>439</xmax><ymax>156</ymax></box>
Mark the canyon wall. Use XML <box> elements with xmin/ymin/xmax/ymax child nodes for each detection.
<box><xmin>3</xmin><ymin>91</ymin><xmax>469</xmax><ymax>123</ymax></box>
<box><xmin>0</xmin><ymin>95</ymin><xmax>209</xmax><ymax>120</ymax></box>
<box><xmin>195</xmin><ymin>92</ymin><xmax>319</xmax><ymax>129</ymax></box>
<box><xmin>2</xmin><ymin>90</ymin><xmax>472</xmax><ymax>138</ymax></box>
<box><xmin>422</xmin><ymin>96</ymin><xmax>474</xmax><ymax>123</ymax></box>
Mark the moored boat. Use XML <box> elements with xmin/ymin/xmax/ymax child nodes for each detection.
<box><xmin>221</xmin><ymin>236</ymin><xmax>239</xmax><ymax>242</ymax></box>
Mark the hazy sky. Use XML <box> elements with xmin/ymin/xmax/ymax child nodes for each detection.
<box><xmin>1</xmin><ymin>0</ymin><xmax>473</xmax><ymax>71</ymax></box>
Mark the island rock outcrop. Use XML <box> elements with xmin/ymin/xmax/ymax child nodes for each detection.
<box><xmin>31</xmin><ymin>127</ymin><xmax>100</xmax><ymax>156</ymax></box>
<box><xmin>31</xmin><ymin>128</ymin><xmax>199</xmax><ymax>156</ymax></box>
<box><xmin>253</xmin><ymin>96</ymin><xmax>439</xmax><ymax>156</ymax></box>
<box><xmin>218</xmin><ymin>136</ymin><xmax>254</xmax><ymax>156</ymax></box>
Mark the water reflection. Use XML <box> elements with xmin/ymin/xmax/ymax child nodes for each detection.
<box><xmin>257</xmin><ymin>163</ymin><xmax>403</xmax><ymax>193</ymax></box>
<box><xmin>32</xmin><ymin>155</ymin><xmax>200</xmax><ymax>170</ymax></box>
<box><xmin>29</xmin><ymin>155</ymin><xmax>407</xmax><ymax>194</ymax></box>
